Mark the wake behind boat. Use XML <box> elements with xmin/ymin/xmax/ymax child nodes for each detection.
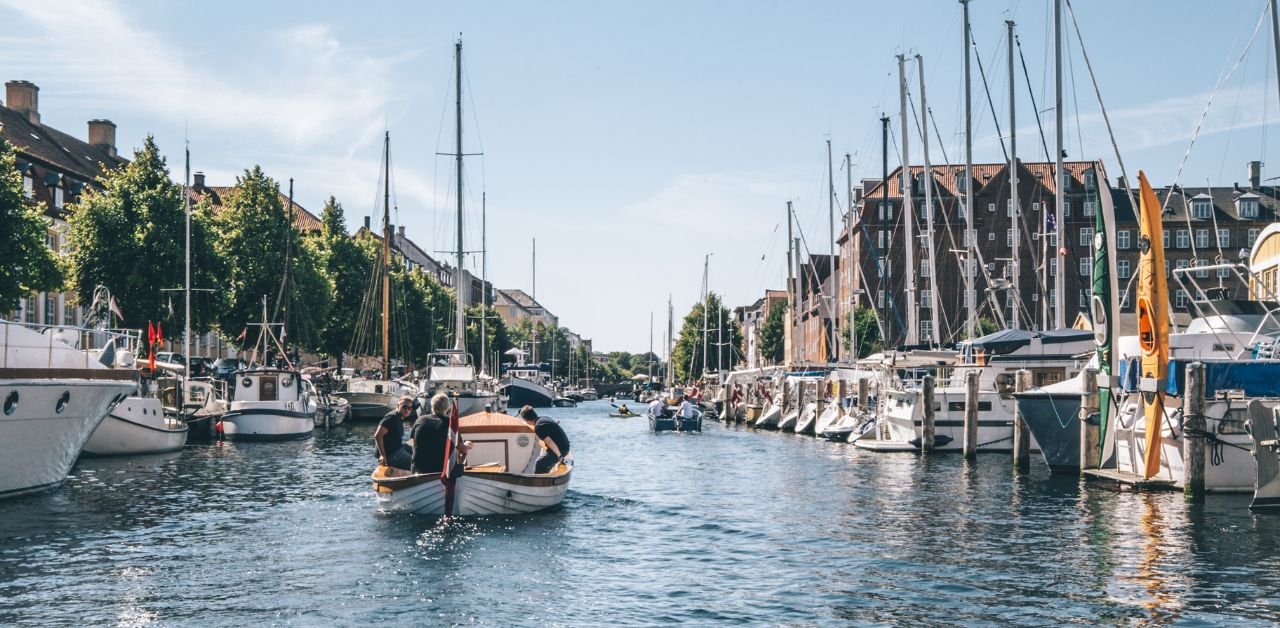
<box><xmin>370</xmin><ymin>412</ymin><xmax>572</xmax><ymax>515</ymax></box>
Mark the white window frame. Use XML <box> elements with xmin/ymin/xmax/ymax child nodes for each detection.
<box><xmin>1193</xmin><ymin>200</ymin><xmax>1212</xmax><ymax>219</ymax></box>
<box><xmin>1080</xmin><ymin>227</ymin><xmax>1093</xmax><ymax>247</ymax></box>
<box><xmin>1249</xmin><ymin>228</ymin><xmax>1261</xmax><ymax>247</ymax></box>
<box><xmin>1117</xmin><ymin>259</ymin><xmax>1131</xmax><ymax>279</ymax></box>
<box><xmin>1117</xmin><ymin>231</ymin><xmax>1130</xmax><ymax>249</ymax></box>
<box><xmin>1195</xmin><ymin>229</ymin><xmax>1209</xmax><ymax>248</ymax></box>
<box><xmin>1217</xmin><ymin>228</ymin><xmax>1230</xmax><ymax>248</ymax></box>
<box><xmin>1079</xmin><ymin>258</ymin><xmax>1091</xmax><ymax>277</ymax></box>
<box><xmin>1007</xmin><ymin>229</ymin><xmax>1014</xmax><ymax>247</ymax></box>
<box><xmin>1083</xmin><ymin>201</ymin><xmax>1096</xmax><ymax>216</ymax></box>
<box><xmin>1176</xmin><ymin>230</ymin><xmax>1189</xmax><ymax>249</ymax></box>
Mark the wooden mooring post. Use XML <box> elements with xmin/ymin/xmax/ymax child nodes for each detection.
<box><xmin>857</xmin><ymin>377</ymin><xmax>869</xmax><ymax>409</ymax></box>
<box><xmin>781</xmin><ymin>380</ymin><xmax>792</xmax><ymax>415</ymax></box>
<box><xmin>1012</xmin><ymin>369</ymin><xmax>1032</xmax><ymax>469</ymax></box>
<box><xmin>963</xmin><ymin>370</ymin><xmax>979</xmax><ymax>459</ymax></box>
<box><xmin>921</xmin><ymin>375</ymin><xmax>936</xmax><ymax>452</ymax></box>
<box><xmin>1079</xmin><ymin>367</ymin><xmax>1100</xmax><ymax>472</ymax></box>
<box><xmin>1184</xmin><ymin>362</ymin><xmax>1206</xmax><ymax>500</ymax></box>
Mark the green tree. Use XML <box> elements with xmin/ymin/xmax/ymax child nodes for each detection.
<box><xmin>67</xmin><ymin>136</ymin><xmax>226</xmax><ymax>332</ymax></box>
<box><xmin>757</xmin><ymin>300</ymin><xmax>786</xmax><ymax>365</ymax></box>
<box><xmin>0</xmin><ymin>138</ymin><xmax>61</xmax><ymax>311</ymax></box>
<box><xmin>843</xmin><ymin>305</ymin><xmax>882</xmax><ymax>359</ymax></box>
<box><xmin>213</xmin><ymin>166</ymin><xmax>331</xmax><ymax>351</ymax></box>
<box><xmin>307</xmin><ymin>196</ymin><xmax>372</xmax><ymax>360</ymax></box>
<box><xmin>671</xmin><ymin>292</ymin><xmax>744</xmax><ymax>382</ymax></box>
<box><xmin>465</xmin><ymin>303</ymin><xmax>512</xmax><ymax>374</ymax></box>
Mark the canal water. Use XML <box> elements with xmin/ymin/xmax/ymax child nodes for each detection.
<box><xmin>3</xmin><ymin>399</ymin><xmax>1280</xmax><ymax>625</ymax></box>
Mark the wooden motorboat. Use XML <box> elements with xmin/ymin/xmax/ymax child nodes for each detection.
<box><xmin>371</xmin><ymin>412</ymin><xmax>571</xmax><ymax>515</ymax></box>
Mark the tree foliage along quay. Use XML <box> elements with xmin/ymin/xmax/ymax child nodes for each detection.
<box><xmin>212</xmin><ymin>166</ymin><xmax>331</xmax><ymax>352</ymax></box>
<box><xmin>758</xmin><ymin>300</ymin><xmax>786</xmax><ymax>365</ymax></box>
<box><xmin>0</xmin><ymin>137</ymin><xmax>62</xmax><ymax>312</ymax></box>
<box><xmin>671</xmin><ymin>292</ymin><xmax>743</xmax><ymax>383</ymax></box>
<box><xmin>67</xmin><ymin>137</ymin><xmax>227</xmax><ymax>332</ymax></box>
<box><xmin>307</xmin><ymin>196</ymin><xmax>370</xmax><ymax>361</ymax></box>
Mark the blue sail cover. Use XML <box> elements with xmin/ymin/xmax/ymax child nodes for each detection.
<box><xmin>1164</xmin><ymin>359</ymin><xmax>1280</xmax><ymax>398</ymax></box>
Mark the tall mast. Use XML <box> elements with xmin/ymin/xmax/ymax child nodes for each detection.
<box><xmin>898</xmin><ymin>54</ymin><xmax>918</xmax><ymax>346</ymax></box>
<box><xmin>917</xmin><ymin>54</ymin><xmax>939</xmax><ymax>346</ymax></box>
<box><xmin>717</xmin><ymin>299</ymin><xmax>723</xmax><ymax>372</ymax></box>
<box><xmin>480</xmin><ymin>190</ymin><xmax>488</xmax><ymax>375</ymax></box>
<box><xmin>532</xmin><ymin>238</ymin><xmax>537</xmax><ymax>300</ymax></box>
<box><xmin>453</xmin><ymin>38</ymin><xmax>467</xmax><ymax>353</ymax></box>
<box><xmin>667</xmin><ymin>295</ymin><xmax>674</xmax><ymax>384</ymax></box>
<box><xmin>1007</xmin><ymin>20</ymin><xmax>1022</xmax><ymax>330</ymax></box>
<box><xmin>1053</xmin><ymin>0</ymin><xmax>1066</xmax><ymax>329</ymax></box>
<box><xmin>183</xmin><ymin>143</ymin><xmax>191</xmax><ymax>376</ymax></box>
<box><xmin>648</xmin><ymin>311</ymin><xmax>653</xmax><ymax>379</ymax></box>
<box><xmin>844</xmin><ymin>152</ymin><xmax>853</xmax><ymax>359</ymax></box>
<box><xmin>962</xmin><ymin>0</ymin><xmax>976</xmax><ymax>340</ymax></box>
<box><xmin>702</xmin><ymin>254</ymin><xmax>710</xmax><ymax>378</ymax></box>
<box><xmin>1273</xmin><ymin>0</ymin><xmax>1280</xmax><ymax>117</ymax></box>
<box><xmin>381</xmin><ymin>132</ymin><xmax>391</xmax><ymax>379</ymax></box>
<box><xmin>880</xmin><ymin>115</ymin><xmax>890</xmax><ymax>345</ymax></box>
<box><xmin>827</xmin><ymin>139</ymin><xmax>838</xmax><ymax>362</ymax></box>
<box><xmin>786</xmin><ymin>201</ymin><xmax>795</xmax><ymax>364</ymax></box>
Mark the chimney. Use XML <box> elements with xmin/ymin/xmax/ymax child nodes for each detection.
<box><xmin>87</xmin><ymin>119</ymin><xmax>117</xmax><ymax>157</ymax></box>
<box><xmin>5</xmin><ymin>80</ymin><xmax>39</xmax><ymax>125</ymax></box>
<box><xmin>192</xmin><ymin>171</ymin><xmax>205</xmax><ymax>191</ymax></box>
<box><xmin>1117</xmin><ymin>175</ymin><xmax>1127</xmax><ymax>190</ymax></box>
<box><xmin>363</xmin><ymin>216</ymin><xmax>370</xmax><ymax>231</ymax></box>
<box><xmin>398</xmin><ymin>225</ymin><xmax>406</xmax><ymax>238</ymax></box>
<box><xmin>1248</xmin><ymin>160</ymin><xmax>1263</xmax><ymax>189</ymax></box>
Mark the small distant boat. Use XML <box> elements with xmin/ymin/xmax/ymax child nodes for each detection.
<box><xmin>221</xmin><ymin>301</ymin><xmax>315</xmax><ymax>441</ymax></box>
<box><xmin>371</xmin><ymin>411</ymin><xmax>571</xmax><ymax>515</ymax></box>
<box><xmin>754</xmin><ymin>402</ymin><xmax>782</xmax><ymax>428</ymax></box>
<box><xmin>648</xmin><ymin>405</ymin><xmax>702</xmax><ymax>433</ymax></box>
<box><xmin>552</xmin><ymin>396</ymin><xmax>577</xmax><ymax>408</ymax></box>
<box><xmin>82</xmin><ymin>394</ymin><xmax>188</xmax><ymax>456</ymax></box>
<box><xmin>312</xmin><ymin>382</ymin><xmax>349</xmax><ymax>428</ymax></box>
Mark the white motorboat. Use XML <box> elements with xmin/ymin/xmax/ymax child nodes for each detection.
<box><xmin>0</xmin><ymin>321</ymin><xmax>136</xmax><ymax>498</ymax></box>
<box><xmin>500</xmin><ymin>352</ymin><xmax>556</xmax><ymax>408</ymax></box>
<box><xmin>82</xmin><ymin>394</ymin><xmax>187</xmax><ymax>456</ymax></box>
<box><xmin>812</xmin><ymin>402</ymin><xmax>841</xmax><ymax>437</ymax></box>
<box><xmin>223</xmin><ymin>368</ymin><xmax>316</xmax><ymax>440</ymax></box>
<box><xmin>754</xmin><ymin>402</ymin><xmax>782</xmax><ymax>428</ymax></box>
<box><xmin>335</xmin><ymin>377</ymin><xmax>415</xmax><ymax>422</ymax></box>
<box><xmin>312</xmin><ymin>380</ymin><xmax>349</xmax><ymax>428</ymax></box>
<box><xmin>792</xmin><ymin>401</ymin><xmax>819</xmax><ymax>434</ymax></box>
<box><xmin>371</xmin><ymin>411</ymin><xmax>572</xmax><ymax>515</ymax></box>
<box><xmin>419</xmin><ymin>350</ymin><xmax>499</xmax><ymax>417</ymax></box>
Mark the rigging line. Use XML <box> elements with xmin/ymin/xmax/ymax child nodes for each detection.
<box><xmin>1154</xmin><ymin>0</ymin><xmax>1268</xmax><ymax>208</ymax></box>
<box><xmin>1015</xmin><ymin>33</ymin><xmax>1054</xmax><ymax>164</ymax></box>
<box><xmin>1216</xmin><ymin>46</ymin><xmax>1252</xmax><ymax>181</ymax></box>
<box><xmin>970</xmin><ymin>23</ymin><xmax>1010</xmax><ymax>163</ymax></box>
<box><xmin>1063</xmin><ymin>18</ymin><xmax>1084</xmax><ymax>165</ymax></box>
<box><xmin>1207</xmin><ymin>177</ymin><xmax>1227</xmax><ymax>265</ymax></box>
<box><xmin>1064</xmin><ymin>0</ymin><xmax>1140</xmax><ymax>214</ymax></box>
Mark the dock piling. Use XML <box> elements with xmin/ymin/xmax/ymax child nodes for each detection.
<box><xmin>963</xmin><ymin>370</ymin><xmax>979</xmax><ymax>459</ymax></box>
<box><xmin>1080</xmin><ymin>367</ymin><xmax>1100</xmax><ymax>472</ymax></box>
<box><xmin>922</xmin><ymin>374</ymin><xmax>936</xmax><ymax>453</ymax></box>
<box><xmin>1013</xmin><ymin>369</ymin><xmax>1031</xmax><ymax>469</ymax></box>
<box><xmin>1184</xmin><ymin>362</ymin><xmax>1206</xmax><ymax>501</ymax></box>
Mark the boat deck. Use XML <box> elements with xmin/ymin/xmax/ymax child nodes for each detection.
<box><xmin>1082</xmin><ymin>468</ymin><xmax>1178</xmax><ymax>491</ymax></box>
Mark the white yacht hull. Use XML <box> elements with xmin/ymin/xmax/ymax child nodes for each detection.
<box><xmin>373</xmin><ymin>464</ymin><xmax>572</xmax><ymax>515</ymax></box>
<box><xmin>82</xmin><ymin>396</ymin><xmax>188</xmax><ymax>456</ymax></box>
<box><xmin>223</xmin><ymin>405</ymin><xmax>314</xmax><ymax>441</ymax></box>
<box><xmin>0</xmin><ymin>375</ymin><xmax>134</xmax><ymax>497</ymax></box>
<box><xmin>856</xmin><ymin>387</ymin><xmax>1038</xmax><ymax>453</ymax></box>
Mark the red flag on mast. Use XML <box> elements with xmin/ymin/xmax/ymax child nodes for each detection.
<box><xmin>147</xmin><ymin>321</ymin><xmax>156</xmax><ymax>371</ymax></box>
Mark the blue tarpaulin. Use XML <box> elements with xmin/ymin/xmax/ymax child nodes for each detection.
<box><xmin>1165</xmin><ymin>359</ymin><xmax>1280</xmax><ymax>398</ymax></box>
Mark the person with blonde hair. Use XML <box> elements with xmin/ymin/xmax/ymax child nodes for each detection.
<box><xmin>412</xmin><ymin>393</ymin><xmax>471</xmax><ymax>473</ymax></box>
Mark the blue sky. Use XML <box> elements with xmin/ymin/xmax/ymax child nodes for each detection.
<box><xmin>4</xmin><ymin>0</ymin><xmax>1279</xmax><ymax>353</ymax></box>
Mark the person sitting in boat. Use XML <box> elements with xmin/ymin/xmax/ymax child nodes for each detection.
<box><xmin>674</xmin><ymin>391</ymin><xmax>697</xmax><ymax>419</ymax></box>
<box><xmin>518</xmin><ymin>406</ymin><xmax>571</xmax><ymax>474</ymax></box>
<box><xmin>618</xmin><ymin>403</ymin><xmax>631</xmax><ymax>416</ymax></box>
<box><xmin>647</xmin><ymin>396</ymin><xmax>668</xmax><ymax>418</ymax></box>
<box><xmin>411</xmin><ymin>393</ymin><xmax>456</xmax><ymax>474</ymax></box>
<box><xmin>375</xmin><ymin>395</ymin><xmax>416</xmax><ymax>470</ymax></box>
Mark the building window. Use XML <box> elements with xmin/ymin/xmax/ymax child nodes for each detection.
<box><xmin>1083</xmin><ymin>201</ymin><xmax>1096</xmax><ymax>216</ymax></box>
<box><xmin>1084</xmin><ymin>170</ymin><xmax>1097</xmax><ymax>189</ymax></box>
<box><xmin>22</xmin><ymin>174</ymin><xmax>33</xmax><ymax>198</ymax></box>
<box><xmin>1163</xmin><ymin>230</ymin><xmax>1170</xmax><ymax>249</ymax></box>
<box><xmin>1050</xmin><ymin>259</ymin><xmax>1057</xmax><ymax>277</ymax></box>
<box><xmin>63</xmin><ymin>302</ymin><xmax>75</xmax><ymax>325</ymax></box>
<box><xmin>988</xmin><ymin>232</ymin><xmax>996</xmax><ymax>241</ymax></box>
<box><xmin>1049</xmin><ymin>291</ymin><xmax>1057</xmax><ymax>307</ymax></box>
<box><xmin>53</xmin><ymin>186</ymin><xmax>64</xmax><ymax>209</ymax></box>
<box><xmin>988</xmin><ymin>202</ymin><xmax>996</xmax><ymax>213</ymax></box>
<box><xmin>1175</xmin><ymin>259</ymin><xmax>1188</xmax><ymax>275</ymax></box>
<box><xmin>45</xmin><ymin>232</ymin><xmax>56</xmax><ymax>251</ymax></box>
<box><xmin>43</xmin><ymin>295</ymin><xmax>55</xmax><ymax>326</ymax></box>
<box><xmin>1006</xmin><ymin>291</ymin><xmax>1015</xmax><ymax>308</ymax></box>
<box><xmin>1117</xmin><ymin>259</ymin><xmax>1132</xmax><ymax>278</ymax></box>
<box><xmin>955</xmin><ymin>173</ymin><xmax>967</xmax><ymax>193</ymax></box>
<box><xmin>1117</xmin><ymin>230</ymin><xmax>1130</xmax><ymax>249</ymax></box>
<box><xmin>1079</xmin><ymin>258</ymin><xmax>1091</xmax><ymax>277</ymax></box>
<box><xmin>877</xmin><ymin>290</ymin><xmax>885</xmax><ymax>308</ymax></box>
<box><xmin>878</xmin><ymin>230</ymin><xmax>887</xmax><ymax>249</ymax></box>
<box><xmin>1064</xmin><ymin>201</ymin><xmax>1071</xmax><ymax>216</ymax></box>
<box><xmin>1249</xmin><ymin>228</ymin><xmax>1261</xmax><ymax>247</ymax></box>
<box><xmin>878</xmin><ymin>203</ymin><xmax>891</xmax><ymax>221</ymax></box>
<box><xmin>1192</xmin><ymin>200</ymin><xmax>1212</xmax><ymax>219</ymax></box>
<box><xmin>1165</xmin><ymin>259</ymin><xmax>1171</xmax><ymax>277</ymax></box>
<box><xmin>1079</xmin><ymin>290</ymin><xmax>1089</xmax><ymax>308</ymax></box>
<box><xmin>920</xmin><ymin>289</ymin><xmax>932</xmax><ymax>307</ymax></box>
<box><xmin>963</xmin><ymin>230</ymin><xmax>970</xmax><ymax>247</ymax></box>
<box><xmin>1175</xmin><ymin>230</ymin><xmax>1189</xmax><ymax>249</ymax></box>
<box><xmin>1218</xmin><ymin>265</ymin><xmax>1230</xmax><ymax>279</ymax></box>
<box><xmin>1007</xmin><ymin>229</ymin><xmax>1014</xmax><ymax>247</ymax></box>
<box><xmin>1032</xmin><ymin>231</ymin><xmax>1040</xmax><ymax>241</ymax></box>
<box><xmin>1032</xmin><ymin>202</ymin><xmax>1041</xmax><ymax>212</ymax></box>
<box><xmin>921</xmin><ymin>263</ymin><xmax>931</xmax><ymax>278</ymax></box>
<box><xmin>23</xmin><ymin>296</ymin><xmax>35</xmax><ymax>323</ymax></box>
<box><xmin>1080</xmin><ymin>227</ymin><xmax>1093</xmax><ymax>246</ymax></box>
<box><xmin>1217</xmin><ymin>228</ymin><xmax>1230</xmax><ymax>248</ymax></box>
<box><xmin>1006</xmin><ymin>199</ymin><xmax>1016</xmax><ymax>217</ymax></box>
<box><xmin>1120</xmin><ymin>291</ymin><xmax>1131</xmax><ymax>309</ymax></box>
<box><xmin>1195</xmin><ymin>260</ymin><xmax>1209</xmax><ymax>278</ymax></box>
<box><xmin>921</xmin><ymin>320</ymin><xmax>933</xmax><ymax>339</ymax></box>
<box><xmin>1195</xmin><ymin>229</ymin><xmax>1209</xmax><ymax>248</ymax></box>
<box><xmin>1032</xmin><ymin>293</ymin><xmax>1039</xmax><ymax>302</ymax></box>
<box><xmin>1175</xmin><ymin>289</ymin><xmax>1188</xmax><ymax>309</ymax></box>
<box><xmin>1047</xmin><ymin>232</ymin><xmax>1057</xmax><ymax>247</ymax></box>
<box><xmin>1239</xmin><ymin>199</ymin><xmax>1259</xmax><ymax>218</ymax></box>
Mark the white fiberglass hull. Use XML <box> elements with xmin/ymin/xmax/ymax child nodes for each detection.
<box><xmin>0</xmin><ymin>377</ymin><xmax>134</xmax><ymax>497</ymax></box>
<box><xmin>223</xmin><ymin>405</ymin><xmax>314</xmax><ymax>441</ymax></box>
<box><xmin>373</xmin><ymin>465</ymin><xmax>572</xmax><ymax>516</ymax></box>
<box><xmin>755</xmin><ymin>403</ymin><xmax>782</xmax><ymax>428</ymax></box>
<box><xmin>856</xmin><ymin>387</ymin><xmax>1035</xmax><ymax>453</ymax></box>
<box><xmin>82</xmin><ymin>397</ymin><xmax>188</xmax><ymax>456</ymax></box>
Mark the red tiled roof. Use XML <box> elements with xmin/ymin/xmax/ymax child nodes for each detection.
<box><xmin>860</xmin><ymin>160</ymin><xmax>1100</xmax><ymax>199</ymax></box>
<box><xmin>187</xmin><ymin>185</ymin><xmax>322</xmax><ymax>232</ymax></box>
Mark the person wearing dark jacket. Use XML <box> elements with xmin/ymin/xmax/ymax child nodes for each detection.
<box><xmin>518</xmin><ymin>406</ymin><xmax>571</xmax><ymax>474</ymax></box>
<box><xmin>412</xmin><ymin>393</ymin><xmax>471</xmax><ymax>474</ymax></box>
<box><xmin>374</xmin><ymin>395</ymin><xmax>415</xmax><ymax>470</ymax></box>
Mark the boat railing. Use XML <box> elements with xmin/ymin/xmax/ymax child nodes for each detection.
<box><xmin>1172</xmin><ymin>263</ymin><xmax>1280</xmax><ymax>360</ymax></box>
<box><xmin>1</xmin><ymin>319</ymin><xmax>136</xmax><ymax>370</ymax></box>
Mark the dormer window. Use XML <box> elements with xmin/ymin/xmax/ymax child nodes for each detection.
<box><xmin>1192</xmin><ymin>197</ymin><xmax>1212</xmax><ymax>219</ymax></box>
<box><xmin>22</xmin><ymin>173</ymin><xmax>33</xmax><ymax>198</ymax></box>
<box><xmin>955</xmin><ymin>172</ymin><xmax>967</xmax><ymax>193</ymax></box>
<box><xmin>1084</xmin><ymin>170</ymin><xmax>1097</xmax><ymax>190</ymax></box>
<box><xmin>1237</xmin><ymin>195</ymin><xmax>1260</xmax><ymax>218</ymax></box>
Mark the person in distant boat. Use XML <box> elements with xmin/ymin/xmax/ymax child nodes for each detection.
<box><xmin>410</xmin><ymin>393</ymin><xmax>452</xmax><ymax>474</ymax></box>
<box><xmin>618</xmin><ymin>403</ymin><xmax>631</xmax><ymax>416</ymax></box>
<box><xmin>519</xmin><ymin>406</ymin><xmax>571</xmax><ymax>473</ymax></box>
<box><xmin>674</xmin><ymin>391</ymin><xmax>697</xmax><ymax>419</ymax></box>
<box><xmin>647</xmin><ymin>395</ymin><xmax>667</xmax><ymax>418</ymax></box>
<box><xmin>375</xmin><ymin>395</ymin><xmax>415</xmax><ymax>470</ymax></box>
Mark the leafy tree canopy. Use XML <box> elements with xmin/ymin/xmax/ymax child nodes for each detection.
<box><xmin>0</xmin><ymin>138</ymin><xmax>63</xmax><ymax>311</ymax></box>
